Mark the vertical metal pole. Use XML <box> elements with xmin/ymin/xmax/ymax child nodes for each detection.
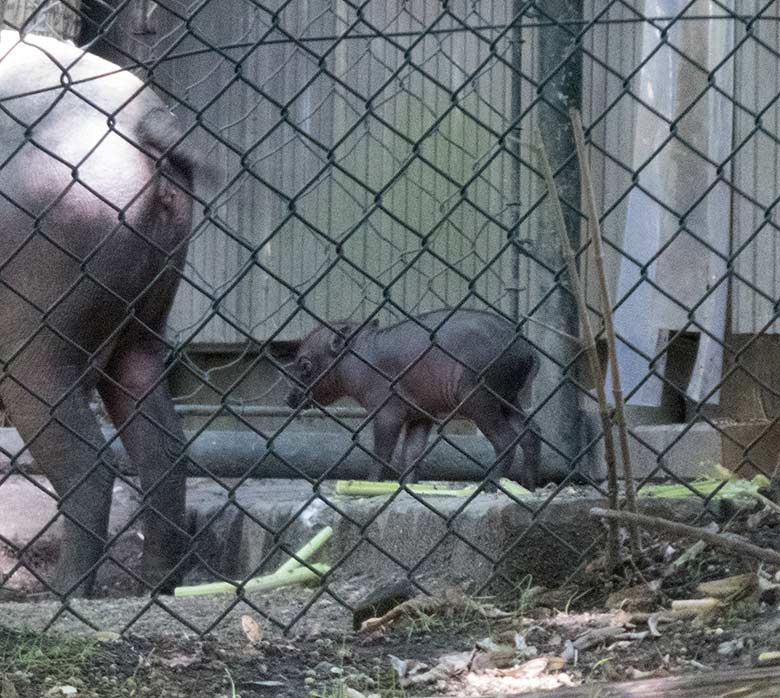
<box><xmin>531</xmin><ymin>0</ymin><xmax>583</xmax><ymax>479</ymax></box>
<box><xmin>509</xmin><ymin>1</ymin><xmax>524</xmax><ymax>324</ymax></box>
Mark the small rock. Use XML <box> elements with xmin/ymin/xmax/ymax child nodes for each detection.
<box><xmin>347</xmin><ymin>672</ymin><xmax>376</xmax><ymax>688</ymax></box>
<box><xmin>717</xmin><ymin>638</ymin><xmax>744</xmax><ymax>657</ymax></box>
<box><xmin>2</xmin><ymin>676</ymin><xmax>18</xmax><ymax>698</ymax></box>
<box><xmin>562</xmin><ymin>640</ymin><xmax>577</xmax><ymax>664</ymax></box>
<box><xmin>314</xmin><ymin>661</ymin><xmax>335</xmax><ymax>675</ymax></box>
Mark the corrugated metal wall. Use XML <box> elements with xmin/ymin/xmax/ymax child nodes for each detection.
<box><xmin>581</xmin><ymin>0</ymin><xmax>642</xmax><ymax>307</ymax></box>
<box><xmin>731</xmin><ymin>3</ymin><xmax>780</xmax><ymax>334</ymax></box>
<box><xmin>147</xmin><ymin>2</ymin><xmax>780</xmax><ymax>343</ymax></box>
<box><xmin>155</xmin><ymin>0</ymin><xmax>541</xmax><ymax>343</ymax></box>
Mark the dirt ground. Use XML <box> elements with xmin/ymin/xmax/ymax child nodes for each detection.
<box><xmin>2</xmin><ymin>500</ymin><xmax>780</xmax><ymax>697</ymax></box>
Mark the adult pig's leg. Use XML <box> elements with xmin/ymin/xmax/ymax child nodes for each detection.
<box><xmin>460</xmin><ymin>390</ymin><xmax>519</xmax><ymax>493</ymax></box>
<box><xmin>370</xmin><ymin>411</ymin><xmax>404</xmax><ymax>481</ymax></box>
<box><xmin>507</xmin><ymin>403</ymin><xmax>540</xmax><ymax>491</ymax></box>
<box><xmin>398</xmin><ymin>419</ymin><xmax>432</xmax><ymax>484</ymax></box>
<box><xmin>1</xmin><ymin>342</ymin><xmax>117</xmax><ymax>596</ymax></box>
<box><xmin>98</xmin><ymin>266</ymin><xmax>190</xmax><ymax>593</ymax></box>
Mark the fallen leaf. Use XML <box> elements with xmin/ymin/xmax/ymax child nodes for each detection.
<box><xmin>606</xmin><ymin>582</ymin><xmax>660</xmax><ymax>611</ymax></box>
<box><xmin>160</xmin><ymin>651</ymin><xmax>202</xmax><ymax>669</ymax></box>
<box><xmin>614</xmin><ymin>631</ymin><xmax>649</xmax><ymax>642</ymax></box>
<box><xmin>93</xmin><ymin>631</ymin><xmax>121</xmax><ymax>643</ymax></box>
<box><xmin>241</xmin><ymin>614</ymin><xmax>263</xmax><ymax>645</ymax></box>
<box><xmin>497</xmin><ymin>655</ymin><xmax>565</xmax><ymax>679</ymax></box>
<box><xmin>573</xmin><ymin>626</ymin><xmax>624</xmax><ymax>650</ymax></box>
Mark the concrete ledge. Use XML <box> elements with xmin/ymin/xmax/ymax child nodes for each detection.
<box><xmin>0</xmin><ymin>476</ymin><xmax>719</xmax><ymax>594</ymax></box>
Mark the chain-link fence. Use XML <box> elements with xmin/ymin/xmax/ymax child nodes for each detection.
<box><xmin>1</xmin><ymin>0</ymin><xmax>779</xmax><ymax>636</ymax></box>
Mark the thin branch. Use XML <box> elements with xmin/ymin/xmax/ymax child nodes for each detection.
<box><xmin>570</xmin><ymin>108</ymin><xmax>641</xmax><ymax>557</ymax></box>
<box><xmin>536</xmin><ymin>128</ymin><xmax>621</xmax><ymax>575</ymax></box>
<box><xmin>590</xmin><ymin>507</ymin><xmax>780</xmax><ymax>566</ymax></box>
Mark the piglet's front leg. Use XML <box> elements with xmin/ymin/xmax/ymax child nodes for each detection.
<box><xmin>370</xmin><ymin>412</ymin><xmax>404</xmax><ymax>481</ymax></box>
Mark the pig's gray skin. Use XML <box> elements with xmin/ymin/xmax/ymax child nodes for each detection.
<box><xmin>287</xmin><ymin>310</ymin><xmax>541</xmax><ymax>491</ymax></box>
<box><xmin>0</xmin><ymin>31</ymin><xmax>195</xmax><ymax>595</ymax></box>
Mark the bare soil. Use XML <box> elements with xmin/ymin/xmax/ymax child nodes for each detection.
<box><xmin>2</xmin><ymin>506</ymin><xmax>780</xmax><ymax>697</ymax></box>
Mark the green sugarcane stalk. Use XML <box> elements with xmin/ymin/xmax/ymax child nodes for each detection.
<box><xmin>275</xmin><ymin>526</ymin><xmax>333</xmax><ymax>575</ymax></box>
<box><xmin>174</xmin><ymin>526</ymin><xmax>334</xmax><ymax>597</ymax></box>
<box><xmin>174</xmin><ymin>563</ymin><xmax>330</xmax><ymax>597</ymax></box>
<box><xmin>335</xmin><ymin>479</ymin><xmax>532</xmax><ymax>498</ymax></box>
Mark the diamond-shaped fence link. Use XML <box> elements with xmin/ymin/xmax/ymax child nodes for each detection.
<box><xmin>0</xmin><ymin>0</ymin><xmax>779</xmax><ymax>635</ymax></box>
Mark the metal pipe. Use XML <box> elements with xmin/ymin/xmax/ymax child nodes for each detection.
<box><xmin>0</xmin><ymin>426</ymin><xmax>522</xmax><ymax>481</ymax></box>
<box><xmin>173</xmin><ymin>403</ymin><xmax>368</xmax><ymax>419</ymax></box>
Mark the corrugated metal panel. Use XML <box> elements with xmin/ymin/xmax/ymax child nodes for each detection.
<box><xmin>158</xmin><ymin>2</ymin><xmax>778</xmax><ymax>344</ymax></box>
<box><xmin>3</xmin><ymin>0</ymin><xmax>81</xmax><ymax>39</ymax></box>
<box><xmin>156</xmin><ymin>0</ymin><xmax>540</xmax><ymax>343</ymax></box>
<box><xmin>731</xmin><ymin>4</ymin><xmax>780</xmax><ymax>334</ymax></box>
<box><xmin>581</xmin><ymin>0</ymin><xmax>643</xmax><ymax>310</ymax></box>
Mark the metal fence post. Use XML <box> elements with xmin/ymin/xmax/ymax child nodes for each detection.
<box><xmin>530</xmin><ymin>0</ymin><xmax>585</xmax><ymax>479</ymax></box>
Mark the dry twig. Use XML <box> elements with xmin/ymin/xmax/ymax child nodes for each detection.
<box><xmin>590</xmin><ymin>507</ymin><xmax>780</xmax><ymax>566</ymax></box>
<box><xmin>570</xmin><ymin>109</ymin><xmax>640</xmax><ymax>557</ymax></box>
<box><xmin>537</xmin><ymin>129</ymin><xmax>620</xmax><ymax>573</ymax></box>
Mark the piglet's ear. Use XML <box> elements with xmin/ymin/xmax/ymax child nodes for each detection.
<box><xmin>329</xmin><ymin>324</ymin><xmax>351</xmax><ymax>354</ymax></box>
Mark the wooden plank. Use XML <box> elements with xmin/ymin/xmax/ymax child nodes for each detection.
<box><xmin>493</xmin><ymin>666</ymin><xmax>780</xmax><ymax>698</ymax></box>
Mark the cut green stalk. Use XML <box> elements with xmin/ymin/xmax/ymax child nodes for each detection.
<box><xmin>275</xmin><ymin>526</ymin><xmax>333</xmax><ymax>576</ymax></box>
<box><xmin>174</xmin><ymin>526</ymin><xmax>333</xmax><ymax>597</ymax></box>
<box><xmin>174</xmin><ymin>563</ymin><xmax>329</xmax><ymax>597</ymax></box>
<box><xmin>335</xmin><ymin>479</ymin><xmax>531</xmax><ymax>498</ymax></box>
<box><xmin>336</xmin><ymin>480</ymin><xmax>474</xmax><ymax>497</ymax></box>
<box><xmin>640</xmin><ymin>477</ymin><xmax>766</xmax><ymax>500</ymax></box>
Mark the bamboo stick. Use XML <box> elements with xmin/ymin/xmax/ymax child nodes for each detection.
<box><xmin>570</xmin><ymin>108</ymin><xmax>640</xmax><ymax>557</ymax></box>
<box><xmin>537</xmin><ymin>129</ymin><xmax>621</xmax><ymax>573</ymax></box>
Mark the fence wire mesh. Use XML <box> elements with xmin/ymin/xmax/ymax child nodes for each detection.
<box><xmin>1</xmin><ymin>0</ymin><xmax>779</xmax><ymax>637</ymax></box>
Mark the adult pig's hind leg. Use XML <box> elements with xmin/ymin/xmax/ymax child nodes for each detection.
<box><xmin>460</xmin><ymin>390</ymin><xmax>519</xmax><ymax>493</ymax></box>
<box><xmin>1</xmin><ymin>346</ymin><xmax>118</xmax><ymax>596</ymax></box>
<box><xmin>507</xmin><ymin>402</ymin><xmax>540</xmax><ymax>491</ymax></box>
<box><xmin>398</xmin><ymin>419</ymin><xmax>432</xmax><ymax>484</ymax></box>
<box><xmin>98</xmin><ymin>277</ymin><xmax>190</xmax><ymax>594</ymax></box>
